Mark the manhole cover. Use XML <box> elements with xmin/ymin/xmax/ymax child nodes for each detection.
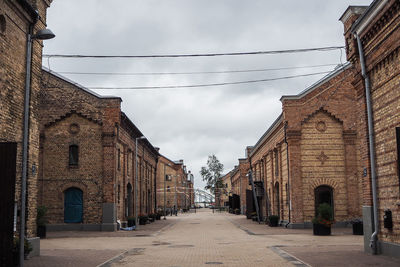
<box><xmin>152</xmin><ymin>241</ymin><xmax>171</xmax><ymax>246</ymax></box>
<box><xmin>169</xmin><ymin>244</ymin><xmax>194</xmax><ymax>248</ymax></box>
<box><xmin>135</xmin><ymin>234</ymin><xmax>150</xmax><ymax>237</ymax></box>
<box><xmin>190</xmin><ymin>223</ymin><xmax>200</xmax><ymax>224</ymax></box>
<box><xmin>205</xmin><ymin>262</ymin><xmax>223</xmax><ymax>265</ymax></box>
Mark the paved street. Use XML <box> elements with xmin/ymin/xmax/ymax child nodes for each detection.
<box><xmin>26</xmin><ymin>209</ymin><xmax>400</xmax><ymax>267</ymax></box>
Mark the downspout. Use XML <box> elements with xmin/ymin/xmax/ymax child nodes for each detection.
<box><xmin>20</xmin><ymin>1</ymin><xmax>39</xmax><ymax>265</ymax></box>
<box><xmin>284</xmin><ymin>122</ymin><xmax>291</xmax><ymax>228</ymax></box>
<box><xmin>355</xmin><ymin>33</ymin><xmax>379</xmax><ymax>254</ymax></box>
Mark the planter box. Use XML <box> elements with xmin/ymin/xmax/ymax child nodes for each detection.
<box><xmin>352</xmin><ymin>223</ymin><xmax>363</xmax><ymax>235</ymax></box>
<box><xmin>313</xmin><ymin>223</ymin><xmax>331</xmax><ymax>235</ymax></box>
<box><xmin>37</xmin><ymin>225</ymin><xmax>46</xmax><ymax>239</ymax></box>
<box><xmin>127</xmin><ymin>219</ymin><xmax>136</xmax><ymax>227</ymax></box>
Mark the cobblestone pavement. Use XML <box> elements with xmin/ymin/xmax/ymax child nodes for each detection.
<box><xmin>26</xmin><ymin>209</ymin><xmax>400</xmax><ymax>267</ymax></box>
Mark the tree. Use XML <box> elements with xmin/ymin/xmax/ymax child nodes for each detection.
<box><xmin>200</xmin><ymin>155</ymin><xmax>224</xmax><ymax>206</ymax></box>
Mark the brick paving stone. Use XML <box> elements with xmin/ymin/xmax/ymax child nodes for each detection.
<box><xmin>24</xmin><ymin>210</ymin><xmax>400</xmax><ymax>267</ymax></box>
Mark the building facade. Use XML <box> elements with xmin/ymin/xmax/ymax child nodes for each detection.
<box><xmin>341</xmin><ymin>0</ymin><xmax>400</xmax><ymax>257</ymax></box>
<box><xmin>38</xmin><ymin>69</ymin><xmax>158</xmax><ymax>231</ymax></box>
<box><xmin>249</xmin><ymin>64</ymin><xmax>363</xmax><ymax>227</ymax></box>
<box><xmin>157</xmin><ymin>155</ymin><xmax>192</xmax><ymax>212</ymax></box>
<box><xmin>0</xmin><ymin>0</ymin><xmax>53</xmax><ymax>263</ymax></box>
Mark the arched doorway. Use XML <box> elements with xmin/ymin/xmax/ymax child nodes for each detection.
<box><xmin>127</xmin><ymin>183</ymin><xmax>133</xmax><ymax>217</ymax></box>
<box><xmin>64</xmin><ymin>187</ymin><xmax>83</xmax><ymax>223</ymax></box>
<box><xmin>274</xmin><ymin>182</ymin><xmax>280</xmax><ymax>217</ymax></box>
<box><xmin>314</xmin><ymin>185</ymin><xmax>334</xmax><ymax>217</ymax></box>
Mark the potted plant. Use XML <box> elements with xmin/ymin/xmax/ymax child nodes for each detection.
<box><xmin>268</xmin><ymin>215</ymin><xmax>279</xmax><ymax>227</ymax></box>
<box><xmin>156</xmin><ymin>212</ymin><xmax>162</xmax><ymax>220</ymax></box>
<box><xmin>350</xmin><ymin>218</ymin><xmax>363</xmax><ymax>235</ymax></box>
<box><xmin>312</xmin><ymin>203</ymin><xmax>334</xmax><ymax>236</ymax></box>
<box><xmin>37</xmin><ymin>205</ymin><xmax>48</xmax><ymax>238</ymax></box>
<box><xmin>148</xmin><ymin>214</ymin><xmax>156</xmax><ymax>222</ymax></box>
<box><xmin>127</xmin><ymin>216</ymin><xmax>136</xmax><ymax>227</ymax></box>
<box><xmin>138</xmin><ymin>215</ymin><xmax>148</xmax><ymax>225</ymax></box>
<box><xmin>13</xmin><ymin>237</ymin><xmax>32</xmax><ymax>263</ymax></box>
<box><xmin>234</xmin><ymin>208</ymin><xmax>240</xmax><ymax>215</ymax></box>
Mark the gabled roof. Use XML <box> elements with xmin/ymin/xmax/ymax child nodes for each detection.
<box><xmin>280</xmin><ymin>62</ymin><xmax>351</xmax><ymax>101</ymax></box>
<box><xmin>44</xmin><ymin>110</ymin><xmax>102</xmax><ymax>128</ymax></box>
<box><xmin>249</xmin><ymin>113</ymin><xmax>283</xmax><ymax>158</ymax></box>
<box><xmin>42</xmin><ymin>67</ymin><xmax>121</xmax><ymax>100</ymax></box>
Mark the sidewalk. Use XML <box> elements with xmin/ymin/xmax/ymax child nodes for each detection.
<box><xmin>25</xmin><ymin>217</ymin><xmax>177</xmax><ymax>267</ymax></box>
<box><xmin>225</xmin><ymin>212</ymin><xmax>400</xmax><ymax>267</ymax></box>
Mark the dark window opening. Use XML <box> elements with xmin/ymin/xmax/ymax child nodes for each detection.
<box><xmin>69</xmin><ymin>145</ymin><xmax>79</xmax><ymax>166</ymax></box>
<box><xmin>117</xmin><ymin>149</ymin><xmax>121</xmax><ymax>170</ymax></box>
<box><xmin>275</xmin><ymin>150</ymin><xmax>279</xmax><ymax>177</ymax></box>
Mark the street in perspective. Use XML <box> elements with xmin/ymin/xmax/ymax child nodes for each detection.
<box><xmin>1</xmin><ymin>0</ymin><xmax>400</xmax><ymax>267</ymax></box>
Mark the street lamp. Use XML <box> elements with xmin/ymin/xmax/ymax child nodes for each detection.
<box><xmin>135</xmin><ymin>136</ymin><xmax>146</xmax><ymax>230</ymax></box>
<box><xmin>20</xmin><ymin>27</ymin><xmax>55</xmax><ymax>266</ymax></box>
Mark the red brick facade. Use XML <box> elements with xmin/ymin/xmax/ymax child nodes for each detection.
<box><xmin>246</xmin><ymin>65</ymin><xmax>362</xmax><ymax>227</ymax></box>
<box><xmin>341</xmin><ymin>0</ymin><xmax>400</xmax><ymax>256</ymax></box>
<box><xmin>38</xmin><ymin>69</ymin><xmax>158</xmax><ymax>231</ymax></box>
<box><xmin>157</xmin><ymin>155</ymin><xmax>192</xmax><ymax>212</ymax></box>
<box><xmin>0</xmin><ymin>0</ymin><xmax>52</xmax><ymax>240</ymax></box>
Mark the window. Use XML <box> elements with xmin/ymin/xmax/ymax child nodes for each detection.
<box><xmin>69</xmin><ymin>145</ymin><xmax>79</xmax><ymax>166</ymax></box>
<box><xmin>397</xmin><ymin>127</ymin><xmax>400</xmax><ymax>186</ymax></box>
<box><xmin>117</xmin><ymin>149</ymin><xmax>121</xmax><ymax>170</ymax></box>
<box><xmin>275</xmin><ymin>149</ymin><xmax>279</xmax><ymax>177</ymax></box>
<box><xmin>166</xmin><ymin>174</ymin><xmax>172</xmax><ymax>181</ymax></box>
<box><xmin>167</xmin><ymin>186</ymin><xmax>171</xmax><ymax>192</ymax></box>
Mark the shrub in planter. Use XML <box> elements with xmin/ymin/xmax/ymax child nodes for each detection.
<box><xmin>13</xmin><ymin>237</ymin><xmax>32</xmax><ymax>263</ymax></box>
<box><xmin>312</xmin><ymin>203</ymin><xmax>334</xmax><ymax>236</ymax></box>
<box><xmin>268</xmin><ymin>215</ymin><xmax>279</xmax><ymax>227</ymax></box>
<box><xmin>156</xmin><ymin>212</ymin><xmax>162</xmax><ymax>220</ymax></box>
<box><xmin>234</xmin><ymin>208</ymin><xmax>240</xmax><ymax>215</ymax></box>
<box><xmin>350</xmin><ymin>218</ymin><xmax>363</xmax><ymax>235</ymax></box>
<box><xmin>148</xmin><ymin>214</ymin><xmax>156</xmax><ymax>222</ymax></box>
<box><xmin>127</xmin><ymin>216</ymin><xmax>136</xmax><ymax>227</ymax></box>
<box><xmin>37</xmin><ymin>205</ymin><xmax>48</xmax><ymax>238</ymax></box>
<box><xmin>138</xmin><ymin>215</ymin><xmax>148</xmax><ymax>225</ymax></box>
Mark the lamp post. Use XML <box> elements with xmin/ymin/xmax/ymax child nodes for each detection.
<box><xmin>135</xmin><ymin>136</ymin><xmax>146</xmax><ymax>230</ymax></box>
<box><xmin>20</xmin><ymin>27</ymin><xmax>55</xmax><ymax>266</ymax></box>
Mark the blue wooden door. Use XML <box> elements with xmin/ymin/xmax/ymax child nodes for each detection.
<box><xmin>64</xmin><ymin>188</ymin><xmax>83</xmax><ymax>223</ymax></box>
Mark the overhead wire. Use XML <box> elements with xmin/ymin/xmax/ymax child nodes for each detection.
<box><xmin>87</xmin><ymin>70</ymin><xmax>334</xmax><ymax>90</ymax></box>
<box><xmin>54</xmin><ymin>63</ymin><xmax>340</xmax><ymax>76</ymax></box>
<box><xmin>43</xmin><ymin>46</ymin><xmax>344</xmax><ymax>59</ymax></box>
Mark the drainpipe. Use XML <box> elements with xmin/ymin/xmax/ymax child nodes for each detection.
<box><xmin>284</xmin><ymin>122</ymin><xmax>291</xmax><ymax>228</ymax></box>
<box><xmin>20</xmin><ymin>1</ymin><xmax>39</xmax><ymax>265</ymax></box>
<box><xmin>355</xmin><ymin>33</ymin><xmax>379</xmax><ymax>254</ymax></box>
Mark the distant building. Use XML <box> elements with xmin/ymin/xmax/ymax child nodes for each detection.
<box><xmin>341</xmin><ymin>0</ymin><xmax>400</xmax><ymax>257</ymax></box>
<box><xmin>38</xmin><ymin>68</ymin><xmax>158</xmax><ymax>231</ymax></box>
<box><xmin>156</xmin><ymin>155</ymin><xmax>192</xmax><ymax>211</ymax></box>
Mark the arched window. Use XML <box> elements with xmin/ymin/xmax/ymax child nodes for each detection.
<box><xmin>69</xmin><ymin>145</ymin><xmax>79</xmax><ymax>166</ymax></box>
<box><xmin>64</xmin><ymin>187</ymin><xmax>83</xmax><ymax>223</ymax></box>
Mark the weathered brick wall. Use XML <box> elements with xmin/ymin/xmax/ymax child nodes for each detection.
<box><xmin>40</xmin><ymin>113</ymin><xmax>103</xmax><ymax>224</ymax></box>
<box><xmin>345</xmin><ymin>0</ymin><xmax>400</xmax><ymax>245</ymax></box>
<box><xmin>0</xmin><ymin>0</ymin><xmax>52</xmax><ymax>237</ymax></box>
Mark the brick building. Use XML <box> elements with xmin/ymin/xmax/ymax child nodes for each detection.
<box><xmin>228</xmin><ymin>155</ymin><xmax>250</xmax><ymax>214</ymax></box>
<box><xmin>38</xmin><ymin>68</ymin><xmax>159</xmax><ymax>231</ymax></box>
<box><xmin>0</xmin><ymin>0</ymin><xmax>54</xmax><ymax>263</ymax></box>
<box><xmin>218</xmin><ymin>171</ymin><xmax>232</xmax><ymax>207</ymax></box>
<box><xmin>248</xmin><ymin>64</ymin><xmax>362</xmax><ymax>227</ymax></box>
<box><xmin>341</xmin><ymin>0</ymin><xmax>400</xmax><ymax>257</ymax></box>
<box><xmin>156</xmin><ymin>155</ymin><xmax>192</xmax><ymax>212</ymax></box>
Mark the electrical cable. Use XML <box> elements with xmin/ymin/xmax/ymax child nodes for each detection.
<box><xmin>87</xmin><ymin>70</ymin><xmax>333</xmax><ymax>90</ymax></box>
<box><xmin>43</xmin><ymin>46</ymin><xmax>344</xmax><ymax>59</ymax></box>
<box><xmin>55</xmin><ymin>63</ymin><xmax>340</xmax><ymax>76</ymax></box>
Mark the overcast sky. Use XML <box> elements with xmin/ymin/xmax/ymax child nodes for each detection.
<box><xmin>43</xmin><ymin>0</ymin><xmax>372</xmax><ymax>191</ymax></box>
